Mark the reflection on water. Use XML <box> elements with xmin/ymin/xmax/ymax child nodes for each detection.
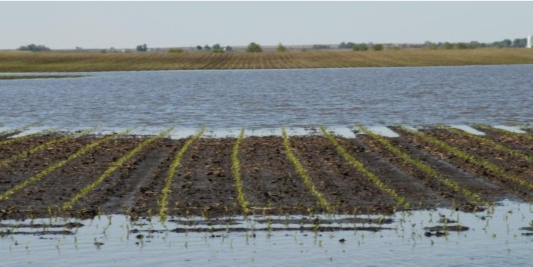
<box><xmin>1</xmin><ymin>65</ymin><xmax>532</xmax><ymax>129</ymax></box>
<box><xmin>1</xmin><ymin>201</ymin><xmax>532</xmax><ymax>266</ymax></box>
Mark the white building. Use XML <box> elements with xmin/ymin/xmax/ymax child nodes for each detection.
<box><xmin>528</xmin><ymin>35</ymin><xmax>533</xmax><ymax>48</ymax></box>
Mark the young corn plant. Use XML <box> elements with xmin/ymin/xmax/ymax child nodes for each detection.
<box><xmin>400</xmin><ymin>125</ymin><xmax>533</xmax><ymax>191</ymax></box>
<box><xmin>159</xmin><ymin>127</ymin><xmax>206</xmax><ymax>220</ymax></box>
<box><xmin>0</xmin><ymin>129</ymin><xmax>130</xmax><ymax>202</ymax></box>
<box><xmin>320</xmin><ymin>125</ymin><xmax>408</xmax><ymax>209</ymax></box>
<box><xmin>281</xmin><ymin>127</ymin><xmax>332</xmax><ymax>212</ymax></box>
<box><xmin>0</xmin><ymin>127</ymin><xmax>98</xmax><ymax>168</ymax></box>
<box><xmin>0</xmin><ymin>127</ymin><xmax>62</xmax><ymax>147</ymax></box>
<box><xmin>475</xmin><ymin>123</ymin><xmax>533</xmax><ymax>142</ymax></box>
<box><xmin>231</xmin><ymin>127</ymin><xmax>250</xmax><ymax>215</ymax></box>
<box><xmin>357</xmin><ymin>124</ymin><xmax>487</xmax><ymax>206</ymax></box>
<box><xmin>443</xmin><ymin>126</ymin><xmax>533</xmax><ymax>162</ymax></box>
<box><xmin>61</xmin><ymin>127</ymin><xmax>174</xmax><ymax>210</ymax></box>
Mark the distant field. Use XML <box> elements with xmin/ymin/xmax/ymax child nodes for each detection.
<box><xmin>1</xmin><ymin>48</ymin><xmax>533</xmax><ymax>72</ymax></box>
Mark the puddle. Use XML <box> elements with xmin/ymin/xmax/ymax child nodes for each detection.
<box><xmin>450</xmin><ymin>125</ymin><xmax>486</xmax><ymax>135</ymax></box>
<box><xmin>1</xmin><ymin>201</ymin><xmax>531</xmax><ymax>266</ymax></box>
<box><xmin>493</xmin><ymin>125</ymin><xmax>527</xmax><ymax>134</ymax></box>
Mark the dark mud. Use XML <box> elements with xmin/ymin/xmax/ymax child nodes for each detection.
<box><xmin>391</xmin><ymin>127</ymin><xmax>533</xmax><ymax>202</ymax></box>
<box><xmin>0</xmin><ymin>129</ymin><xmax>531</xmax><ymax>220</ymax></box>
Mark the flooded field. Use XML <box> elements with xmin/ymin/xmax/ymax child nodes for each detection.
<box><xmin>1</xmin><ymin>65</ymin><xmax>532</xmax><ymax>265</ymax></box>
<box><xmin>1</xmin><ymin>64</ymin><xmax>532</xmax><ymax>128</ymax></box>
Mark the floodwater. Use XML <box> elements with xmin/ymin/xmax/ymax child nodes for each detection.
<box><xmin>1</xmin><ymin>201</ymin><xmax>532</xmax><ymax>266</ymax></box>
<box><xmin>1</xmin><ymin>64</ymin><xmax>532</xmax><ymax>129</ymax></box>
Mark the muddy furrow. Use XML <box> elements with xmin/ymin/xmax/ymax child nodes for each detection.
<box><xmin>392</xmin><ymin>127</ymin><xmax>533</xmax><ymax>202</ymax></box>
<box><xmin>471</xmin><ymin>126</ymin><xmax>533</xmax><ymax>152</ymax></box>
<box><xmin>2</xmin><ymin>138</ymin><xmax>142</xmax><ymax>219</ymax></box>
<box><xmin>0</xmin><ymin>133</ymin><xmax>65</xmax><ymax>161</ymax></box>
<box><xmin>290</xmin><ymin>136</ymin><xmax>398</xmax><ymax>214</ymax></box>
<box><xmin>68</xmin><ymin>139</ymin><xmax>175</xmax><ymax>217</ymax></box>
<box><xmin>339</xmin><ymin>137</ymin><xmax>449</xmax><ymax>209</ymax></box>
<box><xmin>358</xmin><ymin>134</ymin><xmax>517</xmax><ymax>204</ymax></box>
<box><xmin>129</xmin><ymin>140</ymin><xmax>184</xmax><ymax>217</ymax></box>
<box><xmin>239</xmin><ymin>137</ymin><xmax>319</xmax><ymax>216</ymax></box>
<box><xmin>418</xmin><ymin>128</ymin><xmax>533</xmax><ymax>184</ymax></box>
<box><xmin>170</xmin><ymin>138</ymin><xmax>235</xmax><ymax>218</ymax></box>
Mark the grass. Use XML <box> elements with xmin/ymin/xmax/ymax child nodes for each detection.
<box><xmin>0</xmin><ymin>130</ymin><xmax>130</xmax><ymax>202</ymax></box>
<box><xmin>1</xmin><ymin>48</ymin><xmax>533</xmax><ymax>72</ymax></box>
<box><xmin>281</xmin><ymin>127</ymin><xmax>332</xmax><ymax>212</ymax></box>
<box><xmin>401</xmin><ymin>126</ymin><xmax>533</xmax><ymax>191</ymax></box>
<box><xmin>231</xmin><ymin>128</ymin><xmax>249</xmax><ymax>214</ymax></box>
<box><xmin>159</xmin><ymin>127</ymin><xmax>206</xmax><ymax>220</ymax></box>
<box><xmin>61</xmin><ymin>127</ymin><xmax>174</xmax><ymax>210</ymax></box>
<box><xmin>357</xmin><ymin>125</ymin><xmax>486</xmax><ymax>206</ymax></box>
<box><xmin>320</xmin><ymin>126</ymin><xmax>408</xmax><ymax>208</ymax></box>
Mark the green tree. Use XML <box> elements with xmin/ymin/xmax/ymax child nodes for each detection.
<box><xmin>352</xmin><ymin>43</ymin><xmax>368</xmax><ymax>51</ymax></box>
<box><xmin>136</xmin><ymin>44</ymin><xmax>147</xmax><ymax>52</ymax></box>
<box><xmin>17</xmin><ymin>44</ymin><xmax>51</xmax><ymax>52</ymax></box>
<box><xmin>246</xmin><ymin>42</ymin><xmax>263</xmax><ymax>52</ymax></box>
<box><xmin>372</xmin><ymin>44</ymin><xmax>384</xmax><ymax>51</ymax></box>
<box><xmin>276</xmin><ymin>43</ymin><xmax>287</xmax><ymax>52</ymax></box>
<box><xmin>213</xmin><ymin>44</ymin><xmax>221</xmax><ymax>50</ymax></box>
<box><xmin>196</xmin><ymin>45</ymin><xmax>203</xmax><ymax>50</ymax></box>
<box><xmin>442</xmin><ymin>42</ymin><xmax>454</xmax><ymax>49</ymax></box>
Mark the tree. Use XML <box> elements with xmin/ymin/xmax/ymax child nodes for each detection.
<box><xmin>372</xmin><ymin>44</ymin><xmax>384</xmax><ymax>51</ymax></box>
<box><xmin>352</xmin><ymin>43</ymin><xmax>368</xmax><ymax>51</ymax></box>
<box><xmin>442</xmin><ymin>42</ymin><xmax>454</xmax><ymax>50</ymax></box>
<box><xmin>246</xmin><ymin>42</ymin><xmax>262</xmax><ymax>52</ymax></box>
<box><xmin>212</xmin><ymin>44</ymin><xmax>221</xmax><ymax>50</ymax></box>
<box><xmin>204</xmin><ymin>45</ymin><xmax>211</xmax><ymax>51</ymax></box>
<box><xmin>136</xmin><ymin>44</ymin><xmax>147</xmax><ymax>52</ymax></box>
<box><xmin>196</xmin><ymin>45</ymin><xmax>203</xmax><ymax>50</ymax></box>
<box><xmin>225</xmin><ymin>46</ymin><xmax>233</xmax><ymax>52</ymax></box>
<box><xmin>276</xmin><ymin>43</ymin><xmax>287</xmax><ymax>52</ymax></box>
<box><xmin>17</xmin><ymin>44</ymin><xmax>51</xmax><ymax>52</ymax></box>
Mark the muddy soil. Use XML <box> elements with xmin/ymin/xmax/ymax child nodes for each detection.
<box><xmin>0</xmin><ymin>129</ymin><xmax>531</xmax><ymax>220</ymax></box>
<box><xmin>390</xmin><ymin>127</ymin><xmax>533</xmax><ymax>202</ymax></box>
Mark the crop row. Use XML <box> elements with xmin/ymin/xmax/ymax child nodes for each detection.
<box><xmin>0</xmin><ymin>125</ymin><xmax>531</xmax><ymax>218</ymax></box>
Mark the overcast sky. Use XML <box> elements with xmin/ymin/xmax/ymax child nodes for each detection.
<box><xmin>1</xmin><ymin>1</ymin><xmax>532</xmax><ymax>50</ymax></box>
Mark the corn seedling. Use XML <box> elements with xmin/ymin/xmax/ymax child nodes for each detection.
<box><xmin>61</xmin><ymin>127</ymin><xmax>174</xmax><ymax>210</ymax></box>
<box><xmin>443</xmin><ymin>126</ymin><xmax>533</xmax><ymax>162</ymax></box>
<box><xmin>320</xmin><ymin>125</ymin><xmax>408</xmax><ymax>208</ymax></box>
<box><xmin>0</xmin><ymin>129</ymin><xmax>130</xmax><ymax>202</ymax></box>
<box><xmin>0</xmin><ymin>127</ymin><xmax>99</xmax><ymax>168</ymax></box>
<box><xmin>475</xmin><ymin>123</ymin><xmax>533</xmax><ymax>142</ymax></box>
<box><xmin>357</xmin><ymin>125</ymin><xmax>487</xmax><ymax>206</ymax></box>
<box><xmin>401</xmin><ymin>125</ymin><xmax>533</xmax><ymax>191</ymax></box>
<box><xmin>159</xmin><ymin>127</ymin><xmax>206</xmax><ymax>220</ymax></box>
<box><xmin>231</xmin><ymin>127</ymin><xmax>250</xmax><ymax>214</ymax></box>
<box><xmin>0</xmin><ymin>127</ymin><xmax>61</xmax><ymax>147</ymax></box>
<box><xmin>281</xmin><ymin>127</ymin><xmax>332</xmax><ymax>212</ymax></box>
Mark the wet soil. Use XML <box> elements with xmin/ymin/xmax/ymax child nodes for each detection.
<box><xmin>0</xmin><ymin>129</ymin><xmax>531</xmax><ymax>220</ymax></box>
<box><xmin>390</xmin><ymin>127</ymin><xmax>533</xmax><ymax>202</ymax></box>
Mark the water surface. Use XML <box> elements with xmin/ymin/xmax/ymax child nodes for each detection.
<box><xmin>1</xmin><ymin>65</ymin><xmax>531</xmax><ymax>128</ymax></box>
